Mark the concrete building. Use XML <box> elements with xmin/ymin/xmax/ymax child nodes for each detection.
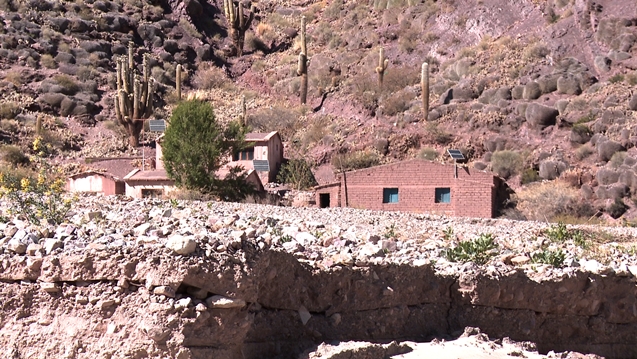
<box><xmin>315</xmin><ymin>159</ymin><xmax>500</xmax><ymax>218</ymax></box>
<box><xmin>66</xmin><ymin>171</ymin><xmax>125</xmax><ymax>195</ymax></box>
<box><xmin>123</xmin><ymin>169</ymin><xmax>176</xmax><ymax>198</ymax></box>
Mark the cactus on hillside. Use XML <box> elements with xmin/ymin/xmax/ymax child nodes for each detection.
<box><xmin>224</xmin><ymin>0</ymin><xmax>255</xmax><ymax>57</ymax></box>
<box><xmin>297</xmin><ymin>15</ymin><xmax>308</xmax><ymax>104</ymax></box>
<box><xmin>422</xmin><ymin>62</ymin><xmax>429</xmax><ymax>120</ymax></box>
<box><xmin>376</xmin><ymin>47</ymin><xmax>389</xmax><ymax>91</ymax></box>
<box><xmin>176</xmin><ymin>64</ymin><xmax>182</xmax><ymax>100</ymax></box>
<box><xmin>114</xmin><ymin>42</ymin><xmax>154</xmax><ymax>148</ymax></box>
<box><xmin>35</xmin><ymin>115</ymin><xmax>43</xmax><ymax>137</ymax></box>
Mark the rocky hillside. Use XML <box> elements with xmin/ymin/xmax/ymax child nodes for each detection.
<box><xmin>0</xmin><ymin>0</ymin><xmax>636</xmax><ymax>220</ymax></box>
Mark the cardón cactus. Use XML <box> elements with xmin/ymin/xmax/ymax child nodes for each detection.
<box><xmin>224</xmin><ymin>0</ymin><xmax>255</xmax><ymax>57</ymax></box>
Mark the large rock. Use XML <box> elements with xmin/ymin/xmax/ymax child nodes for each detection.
<box><xmin>522</xmin><ymin>81</ymin><xmax>541</xmax><ymax>100</ymax></box>
<box><xmin>539</xmin><ymin>160</ymin><xmax>567</xmax><ymax>180</ymax></box>
<box><xmin>537</xmin><ymin>75</ymin><xmax>558</xmax><ymax>94</ymax></box>
<box><xmin>594</xmin><ymin>55</ymin><xmax>611</xmax><ymax>73</ymax></box>
<box><xmin>597</xmin><ymin>140</ymin><xmax>625</xmax><ymax>162</ymax></box>
<box><xmin>629</xmin><ymin>93</ymin><xmax>637</xmax><ymax>111</ymax></box>
<box><xmin>525</xmin><ymin>103</ymin><xmax>558</xmax><ymax>128</ymax></box>
<box><xmin>597</xmin><ymin>169</ymin><xmax>620</xmax><ymax>185</ymax></box>
<box><xmin>205</xmin><ymin>295</ymin><xmax>246</xmax><ymax>309</ymax></box>
<box><xmin>165</xmin><ymin>235</ymin><xmax>197</xmax><ymax>255</ymax></box>
<box><xmin>557</xmin><ymin>76</ymin><xmax>581</xmax><ymax>95</ymax></box>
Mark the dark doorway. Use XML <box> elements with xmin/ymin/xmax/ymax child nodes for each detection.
<box><xmin>319</xmin><ymin>193</ymin><xmax>330</xmax><ymax>208</ymax></box>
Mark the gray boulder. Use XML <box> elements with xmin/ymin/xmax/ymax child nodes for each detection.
<box><xmin>596</xmin><ymin>168</ymin><xmax>620</xmax><ymax>185</ymax></box>
<box><xmin>525</xmin><ymin>103</ymin><xmax>558</xmax><ymax>128</ymax></box>
<box><xmin>597</xmin><ymin>140</ymin><xmax>625</xmax><ymax>162</ymax></box>
<box><xmin>539</xmin><ymin>160</ymin><xmax>567</xmax><ymax>180</ymax></box>
<box><xmin>522</xmin><ymin>81</ymin><xmax>541</xmax><ymax>100</ymax></box>
<box><xmin>594</xmin><ymin>55</ymin><xmax>611</xmax><ymax>73</ymax></box>
<box><xmin>629</xmin><ymin>93</ymin><xmax>637</xmax><ymax>111</ymax></box>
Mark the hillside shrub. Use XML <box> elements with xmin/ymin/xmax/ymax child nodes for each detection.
<box><xmin>0</xmin><ymin>145</ymin><xmax>30</xmax><ymax>166</ymax></box>
<box><xmin>607</xmin><ymin>198</ymin><xmax>628</xmax><ymax>219</ymax></box>
<box><xmin>444</xmin><ymin>233</ymin><xmax>498</xmax><ymax>265</ymax></box>
<box><xmin>491</xmin><ymin>150</ymin><xmax>522</xmax><ymax>179</ymax></box>
<box><xmin>332</xmin><ymin>149</ymin><xmax>381</xmax><ymax>172</ymax></box>
<box><xmin>608</xmin><ymin>74</ymin><xmax>624</xmax><ymax>84</ymax></box>
<box><xmin>514</xmin><ymin>181</ymin><xmax>579</xmax><ymax>221</ymax></box>
<box><xmin>520</xmin><ymin>168</ymin><xmax>540</xmax><ymax>184</ymax></box>
<box><xmin>277</xmin><ymin>158</ymin><xmax>317</xmax><ymax>190</ymax></box>
<box><xmin>609</xmin><ymin>151</ymin><xmax>627</xmax><ymax>169</ymax></box>
<box><xmin>575</xmin><ymin>144</ymin><xmax>593</xmax><ymax>160</ymax></box>
<box><xmin>193</xmin><ymin>66</ymin><xmax>229</xmax><ymax>90</ymax></box>
<box><xmin>54</xmin><ymin>74</ymin><xmax>79</xmax><ymax>95</ymax></box>
<box><xmin>418</xmin><ymin>147</ymin><xmax>438</xmax><ymax>161</ymax></box>
<box><xmin>40</xmin><ymin>54</ymin><xmax>57</xmax><ymax>69</ymax></box>
<box><xmin>0</xmin><ymin>101</ymin><xmax>19</xmax><ymax>119</ymax></box>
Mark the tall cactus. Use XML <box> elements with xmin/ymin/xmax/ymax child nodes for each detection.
<box><xmin>35</xmin><ymin>115</ymin><xmax>43</xmax><ymax>136</ymax></box>
<box><xmin>297</xmin><ymin>15</ymin><xmax>308</xmax><ymax>104</ymax></box>
<box><xmin>114</xmin><ymin>42</ymin><xmax>154</xmax><ymax>148</ymax></box>
<box><xmin>224</xmin><ymin>0</ymin><xmax>255</xmax><ymax>57</ymax></box>
<box><xmin>176</xmin><ymin>64</ymin><xmax>182</xmax><ymax>100</ymax></box>
<box><xmin>421</xmin><ymin>62</ymin><xmax>429</xmax><ymax>120</ymax></box>
<box><xmin>376</xmin><ymin>47</ymin><xmax>389</xmax><ymax>91</ymax></box>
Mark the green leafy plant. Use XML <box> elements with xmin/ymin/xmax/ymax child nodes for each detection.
<box><xmin>280</xmin><ymin>234</ymin><xmax>293</xmax><ymax>243</ymax></box>
<box><xmin>545</xmin><ymin>222</ymin><xmax>569</xmax><ymax>242</ymax></box>
<box><xmin>444</xmin><ymin>233</ymin><xmax>498</xmax><ymax>265</ymax></box>
<box><xmin>384</xmin><ymin>223</ymin><xmax>398</xmax><ymax>239</ymax></box>
<box><xmin>443</xmin><ymin>226</ymin><xmax>454</xmax><ymax>241</ymax></box>
<box><xmin>531</xmin><ymin>248</ymin><xmax>565</xmax><ymax>267</ymax></box>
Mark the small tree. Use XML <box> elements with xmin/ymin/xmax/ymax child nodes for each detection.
<box><xmin>162</xmin><ymin>100</ymin><xmax>255</xmax><ymax>199</ymax></box>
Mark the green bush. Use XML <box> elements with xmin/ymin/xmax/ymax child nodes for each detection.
<box><xmin>609</xmin><ymin>151</ymin><xmax>627</xmax><ymax>169</ymax></box>
<box><xmin>520</xmin><ymin>168</ymin><xmax>540</xmax><ymax>184</ymax></box>
<box><xmin>444</xmin><ymin>233</ymin><xmax>498</xmax><ymax>265</ymax></box>
<box><xmin>491</xmin><ymin>150</ymin><xmax>522</xmax><ymax>179</ymax></box>
<box><xmin>571</xmin><ymin>123</ymin><xmax>592</xmax><ymax>137</ymax></box>
<box><xmin>0</xmin><ymin>102</ymin><xmax>19</xmax><ymax>119</ymax></box>
<box><xmin>54</xmin><ymin>74</ymin><xmax>79</xmax><ymax>95</ymax></box>
<box><xmin>608</xmin><ymin>74</ymin><xmax>624</xmax><ymax>84</ymax></box>
<box><xmin>531</xmin><ymin>248</ymin><xmax>565</xmax><ymax>267</ymax></box>
<box><xmin>277</xmin><ymin>158</ymin><xmax>317</xmax><ymax>190</ymax></box>
<box><xmin>607</xmin><ymin>198</ymin><xmax>628</xmax><ymax>219</ymax></box>
<box><xmin>162</xmin><ymin>100</ymin><xmax>256</xmax><ymax>201</ymax></box>
<box><xmin>0</xmin><ymin>145</ymin><xmax>30</xmax><ymax>166</ymax></box>
<box><xmin>331</xmin><ymin>150</ymin><xmax>381</xmax><ymax>172</ymax></box>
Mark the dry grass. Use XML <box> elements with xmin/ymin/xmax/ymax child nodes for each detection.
<box><xmin>514</xmin><ymin>181</ymin><xmax>579</xmax><ymax>221</ymax></box>
<box><xmin>4</xmin><ymin>71</ymin><xmax>22</xmax><ymax>87</ymax></box>
<box><xmin>193</xmin><ymin>65</ymin><xmax>230</xmax><ymax>90</ymax></box>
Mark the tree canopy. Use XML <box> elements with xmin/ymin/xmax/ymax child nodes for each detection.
<box><xmin>162</xmin><ymin>99</ymin><xmax>255</xmax><ymax>200</ymax></box>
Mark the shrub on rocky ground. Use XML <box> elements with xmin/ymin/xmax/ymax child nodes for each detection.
<box><xmin>246</xmin><ymin>106</ymin><xmax>301</xmax><ymax>141</ymax></box>
<box><xmin>277</xmin><ymin>158</ymin><xmax>317</xmax><ymax>190</ymax></box>
<box><xmin>193</xmin><ymin>65</ymin><xmax>230</xmax><ymax>90</ymax></box>
<box><xmin>607</xmin><ymin>198</ymin><xmax>628</xmax><ymax>219</ymax></box>
<box><xmin>0</xmin><ymin>102</ymin><xmax>19</xmax><ymax>119</ymax></box>
<box><xmin>40</xmin><ymin>54</ymin><xmax>57</xmax><ymax>69</ymax></box>
<box><xmin>0</xmin><ymin>145</ymin><xmax>29</xmax><ymax>166</ymax></box>
<box><xmin>418</xmin><ymin>147</ymin><xmax>438</xmax><ymax>161</ymax></box>
<box><xmin>444</xmin><ymin>233</ymin><xmax>498</xmax><ymax>265</ymax></box>
<box><xmin>531</xmin><ymin>248</ymin><xmax>565</xmax><ymax>267</ymax></box>
<box><xmin>514</xmin><ymin>181</ymin><xmax>579</xmax><ymax>221</ymax></box>
<box><xmin>332</xmin><ymin>149</ymin><xmax>381</xmax><ymax>172</ymax></box>
<box><xmin>491</xmin><ymin>150</ymin><xmax>522</xmax><ymax>179</ymax></box>
<box><xmin>54</xmin><ymin>74</ymin><xmax>79</xmax><ymax>95</ymax></box>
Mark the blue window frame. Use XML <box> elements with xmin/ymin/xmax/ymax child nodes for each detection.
<box><xmin>383</xmin><ymin>188</ymin><xmax>399</xmax><ymax>203</ymax></box>
<box><xmin>435</xmin><ymin>188</ymin><xmax>451</xmax><ymax>203</ymax></box>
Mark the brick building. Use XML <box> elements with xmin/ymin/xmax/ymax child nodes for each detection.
<box><xmin>315</xmin><ymin>159</ymin><xmax>500</xmax><ymax>218</ymax></box>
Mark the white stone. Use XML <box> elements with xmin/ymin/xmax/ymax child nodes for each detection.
<box><xmin>7</xmin><ymin>240</ymin><xmax>27</xmax><ymax>254</ymax></box>
<box><xmin>174</xmin><ymin>297</ymin><xmax>192</xmax><ymax>310</ymax></box>
<box><xmin>133</xmin><ymin>223</ymin><xmax>152</xmax><ymax>236</ymax></box>
<box><xmin>205</xmin><ymin>295</ymin><xmax>246</xmax><ymax>309</ymax></box>
<box><xmin>296</xmin><ymin>232</ymin><xmax>317</xmax><ymax>246</ymax></box>
<box><xmin>40</xmin><ymin>282</ymin><xmax>60</xmax><ymax>293</ymax></box>
<box><xmin>165</xmin><ymin>235</ymin><xmax>197</xmax><ymax>255</ymax></box>
<box><xmin>43</xmin><ymin>238</ymin><xmax>63</xmax><ymax>254</ymax></box>
<box><xmin>153</xmin><ymin>285</ymin><xmax>176</xmax><ymax>298</ymax></box>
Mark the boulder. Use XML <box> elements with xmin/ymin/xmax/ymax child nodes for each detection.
<box><xmin>596</xmin><ymin>169</ymin><xmax>620</xmax><ymax>185</ymax></box>
<box><xmin>511</xmin><ymin>85</ymin><xmax>524</xmax><ymax>99</ymax></box>
<box><xmin>629</xmin><ymin>93</ymin><xmax>637</xmax><ymax>111</ymax></box>
<box><xmin>165</xmin><ymin>234</ymin><xmax>196</xmax><ymax>255</ymax></box>
<box><xmin>597</xmin><ymin>140</ymin><xmax>625</xmax><ymax>162</ymax></box>
<box><xmin>537</xmin><ymin>75</ymin><xmax>558</xmax><ymax>94</ymax></box>
<box><xmin>557</xmin><ymin>76</ymin><xmax>581</xmax><ymax>95</ymax></box>
<box><xmin>594</xmin><ymin>55</ymin><xmax>611</xmax><ymax>73</ymax></box>
<box><xmin>522</xmin><ymin>81</ymin><xmax>541</xmax><ymax>100</ymax></box>
<box><xmin>539</xmin><ymin>160</ymin><xmax>567</xmax><ymax>180</ymax></box>
<box><xmin>525</xmin><ymin>103</ymin><xmax>558</xmax><ymax>128</ymax></box>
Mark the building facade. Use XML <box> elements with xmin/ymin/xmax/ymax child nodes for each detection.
<box><xmin>66</xmin><ymin>172</ymin><xmax>125</xmax><ymax>196</ymax></box>
<box><xmin>315</xmin><ymin>159</ymin><xmax>499</xmax><ymax>218</ymax></box>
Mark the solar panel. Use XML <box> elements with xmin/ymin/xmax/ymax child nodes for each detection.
<box><xmin>253</xmin><ymin>160</ymin><xmax>270</xmax><ymax>172</ymax></box>
<box><xmin>447</xmin><ymin>149</ymin><xmax>465</xmax><ymax>161</ymax></box>
<box><xmin>149</xmin><ymin>119</ymin><xmax>166</xmax><ymax>132</ymax></box>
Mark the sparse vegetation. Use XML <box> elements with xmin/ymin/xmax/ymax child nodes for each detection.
<box><xmin>491</xmin><ymin>150</ymin><xmax>522</xmax><ymax>179</ymax></box>
<box><xmin>607</xmin><ymin>198</ymin><xmax>628</xmax><ymax>219</ymax></box>
<box><xmin>277</xmin><ymin>158</ymin><xmax>317</xmax><ymax>190</ymax></box>
<box><xmin>418</xmin><ymin>147</ymin><xmax>439</xmax><ymax>161</ymax></box>
<box><xmin>531</xmin><ymin>248</ymin><xmax>565</xmax><ymax>267</ymax></box>
<box><xmin>514</xmin><ymin>181</ymin><xmax>580</xmax><ymax>221</ymax></box>
<box><xmin>332</xmin><ymin>149</ymin><xmax>382</xmax><ymax>172</ymax></box>
<box><xmin>444</xmin><ymin>233</ymin><xmax>498</xmax><ymax>265</ymax></box>
<box><xmin>608</xmin><ymin>74</ymin><xmax>624</xmax><ymax>84</ymax></box>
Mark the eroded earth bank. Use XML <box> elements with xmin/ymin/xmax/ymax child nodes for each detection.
<box><xmin>1</xmin><ymin>196</ymin><xmax>637</xmax><ymax>358</ymax></box>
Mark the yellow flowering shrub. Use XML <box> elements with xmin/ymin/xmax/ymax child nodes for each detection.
<box><xmin>0</xmin><ymin>145</ymin><xmax>74</xmax><ymax>225</ymax></box>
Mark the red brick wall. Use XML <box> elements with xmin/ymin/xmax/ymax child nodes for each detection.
<box><xmin>315</xmin><ymin>183</ymin><xmax>341</xmax><ymax>208</ymax></box>
<box><xmin>340</xmin><ymin>159</ymin><xmax>496</xmax><ymax>218</ymax></box>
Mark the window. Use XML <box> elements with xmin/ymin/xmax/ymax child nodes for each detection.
<box><xmin>435</xmin><ymin>188</ymin><xmax>451</xmax><ymax>203</ymax></box>
<box><xmin>233</xmin><ymin>147</ymin><xmax>254</xmax><ymax>161</ymax></box>
<box><xmin>383</xmin><ymin>188</ymin><xmax>399</xmax><ymax>203</ymax></box>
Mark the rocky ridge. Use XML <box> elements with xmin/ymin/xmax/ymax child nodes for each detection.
<box><xmin>0</xmin><ymin>196</ymin><xmax>636</xmax><ymax>358</ymax></box>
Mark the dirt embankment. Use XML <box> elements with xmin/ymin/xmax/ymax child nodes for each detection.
<box><xmin>1</xmin><ymin>244</ymin><xmax>636</xmax><ymax>358</ymax></box>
